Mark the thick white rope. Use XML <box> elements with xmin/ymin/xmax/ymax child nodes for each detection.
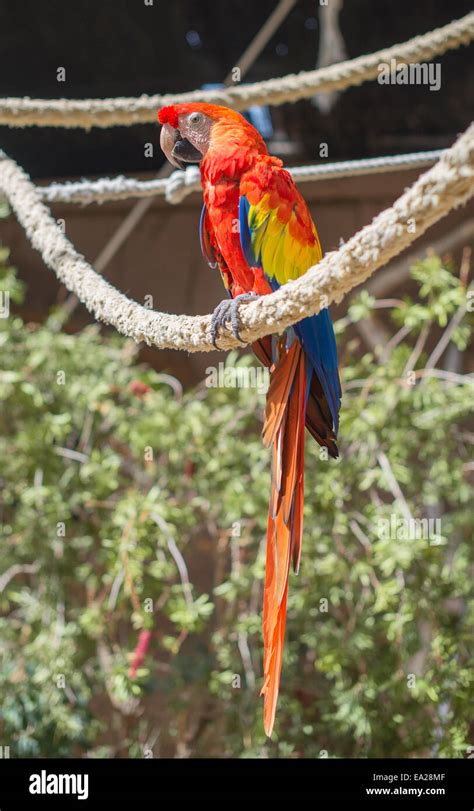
<box><xmin>0</xmin><ymin>124</ymin><xmax>473</xmax><ymax>353</ymax></box>
<box><xmin>37</xmin><ymin>150</ymin><xmax>445</xmax><ymax>206</ymax></box>
<box><xmin>0</xmin><ymin>13</ymin><xmax>473</xmax><ymax>128</ymax></box>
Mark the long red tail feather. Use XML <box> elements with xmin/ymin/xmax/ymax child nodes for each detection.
<box><xmin>261</xmin><ymin>342</ymin><xmax>306</xmax><ymax>736</ymax></box>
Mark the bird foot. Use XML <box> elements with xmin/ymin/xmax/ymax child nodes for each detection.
<box><xmin>210</xmin><ymin>293</ymin><xmax>259</xmax><ymax>347</ymax></box>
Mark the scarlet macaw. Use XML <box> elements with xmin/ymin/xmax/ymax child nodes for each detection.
<box><xmin>158</xmin><ymin>103</ymin><xmax>341</xmax><ymax>736</ymax></box>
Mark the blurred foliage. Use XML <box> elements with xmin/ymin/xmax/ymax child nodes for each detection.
<box><xmin>0</xmin><ymin>238</ymin><xmax>473</xmax><ymax>757</ymax></box>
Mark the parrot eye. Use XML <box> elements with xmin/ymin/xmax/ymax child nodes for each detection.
<box><xmin>189</xmin><ymin>112</ymin><xmax>203</xmax><ymax>126</ymax></box>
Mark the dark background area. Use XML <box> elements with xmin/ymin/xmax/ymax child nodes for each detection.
<box><xmin>0</xmin><ymin>0</ymin><xmax>473</xmax><ymax>178</ymax></box>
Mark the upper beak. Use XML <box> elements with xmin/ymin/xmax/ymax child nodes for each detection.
<box><xmin>160</xmin><ymin>123</ymin><xmax>202</xmax><ymax>170</ymax></box>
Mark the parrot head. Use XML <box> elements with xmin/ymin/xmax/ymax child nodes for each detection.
<box><xmin>158</xmin><ymin>103</ymin><xmax>267</xmax><ymax>171</ymax></box>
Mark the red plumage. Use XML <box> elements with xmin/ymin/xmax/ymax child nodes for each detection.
<box><xmin>158</xmin><ymin>103</ymin><xmax>340</xmax><ymax>737</ymax></box>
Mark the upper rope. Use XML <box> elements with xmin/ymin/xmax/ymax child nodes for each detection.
<box><xmin>0</xmin><ymin>13</ymin><xmax>472</xmax><ymax>128</ymax></box>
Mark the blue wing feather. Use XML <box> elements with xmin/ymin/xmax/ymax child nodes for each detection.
<box><xmin>200</xmin><ymin>204</ymin><xmax>218</xmax><ymax>269</ymax></box>
<box><xmin>239</xmin><ymin>196</ymin><xmax>261</xmax><ymax>267</ymax></box>
<box><xmin>294</xmin><ymin>312</ymin><xmax>341</xmax><ymax>434</ymax></box>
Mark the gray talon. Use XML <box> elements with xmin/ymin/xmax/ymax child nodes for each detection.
<box><xmin>210</xmin><ymin>293</ymin><xmax>259</xmax><ymax>346</ymax></box>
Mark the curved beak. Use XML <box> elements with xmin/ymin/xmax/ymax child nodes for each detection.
<box><xmin>160</xmin><ymin>123</ymin><xmax>202</xmax><ymax>170</ymax></box>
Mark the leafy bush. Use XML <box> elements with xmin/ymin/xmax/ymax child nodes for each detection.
<box><xmin>0</xmin><ymin>243</ymin><xmax>472</xmax><ymax>757</ymax></box>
